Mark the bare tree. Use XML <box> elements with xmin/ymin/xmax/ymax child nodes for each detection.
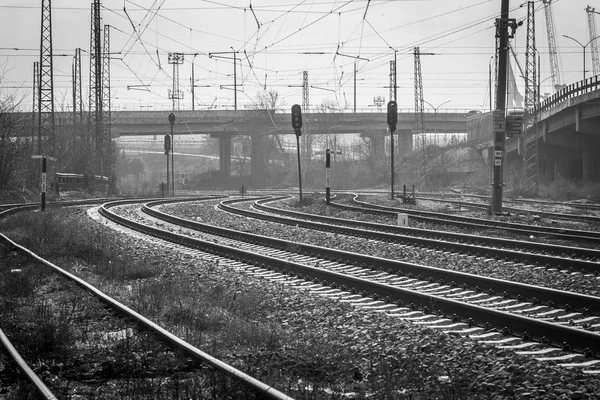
<box><xmin>0</xmin><ymin>70</ymin><xmax>33</xmax><ymax>192</ymax></box>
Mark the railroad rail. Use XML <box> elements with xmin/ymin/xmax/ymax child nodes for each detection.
<box><xmin>338</xmin><ymin>194</ymin><xmax>600</xmax><ymax>244</ymax></box>
<box><xmin>0</xmin><ymin>200</ymin><xmax>292</xmax><ymax>400</ymax></box>
<box><xmin>96</xmin><ymin>197</ymin><xmax>600</xmax><ymax>359</ymax></box>
<box><xmin>246</xmin><ymin>197</ymin><xmax>600</xmax><ymax>273</ymax></box>
<box><xmin>416</xmin><ymin>195</ymin><xmax>600</xmax><ymax>224</ymax></box>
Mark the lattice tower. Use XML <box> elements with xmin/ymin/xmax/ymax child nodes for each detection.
<box><xmin>168</xmin><ymin>53</ymin><xmax>184</xmax><ymax>111</ymax></box>
<box><xmin>494</xmin><ymin>35</ymin><xmax>500</xmax><ymax>110</ymax></box>
<box><xmin>38</xmin><ymin>0</ymin><xmax>55</xmax><ymax>156</ymax></box>
<box><xmin>89</xmin><ymin>0</ymin><xmax>103</xmax><ymax>173</ymax></box>
<box><xmin>586</xmin><ymin>6</ymin><xmax>600</xmax><ymax>77</ymax></box>
<box><xmin>389</xmin><ymin>60</ymin><xmax>396</xmax><ymax>102</ymax></box>
<box><xmin>413</xmin><ymin>47</ymin><xmax>427</xmax><ymax>186</ymax></box>
<box><xmin>302</xmin><ymin>70</ymin><xmax>310</xmax><ymax>156</ymax></box>
<box><xmin>523</xmin><ymin>1</ymin><xmax>539</xmax><ymax>196</ymax></box>
<box><xmin>302</xmin><ymin>70</ymin><xmax>309</xmax><ymax>113</ymax></box>
<box><xmin>543</xmin><ymin>0</ymin><xmax>563</xmax><ymax>90</ymax></box>
<box><xmin>102</xmin><ymin>25</ymin><xmax>111</xmax><ymax>178</ymax></box>
<box><xmin>72</xmin><ymin>48</ymin><xmax>83</xmax><ymax>126</ymax></box>
<box><xmin>32</xmin><ymin>61</ymin><xmax>39</xmax><ymax>147</ymax></box>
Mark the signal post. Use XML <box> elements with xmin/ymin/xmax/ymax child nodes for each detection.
<box><xmin>291</xmin><ymin>104</ymin><xmax>303</xmax><ymax>201</ymax></box>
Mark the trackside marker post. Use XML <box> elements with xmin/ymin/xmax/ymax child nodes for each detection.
<box><xmin>325</xmin><ymin>149</ymin><xmax>331</xmax><ymax>216</ymax></box>
<box><xmin>32</xmin><ymin>154</ymin><xmax>56</xmax><ymax>212</ymax></box>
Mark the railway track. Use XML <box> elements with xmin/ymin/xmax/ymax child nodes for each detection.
<box><xmin>342</xmin><ymin>193</ymin><xmax>600</xmax><ymax>244</ymax></box>
<box><xmin>98</xmin><ymin>197</ymin><xmax>600</xmax><ymax>371</ymax></box>
<box><xmin>0</xmin><ymin>201</ymin><xmax>292</xmax><ymax>400</ymax></box>
<box><xmin>246</xmin><ymin>196</ymin><xmax>600</xmax><ymax>273</ymax></box>
<box><xmin>416</xmin><ymin>193</ymin><xmax>600</xmax><ymax>224</ymax></box>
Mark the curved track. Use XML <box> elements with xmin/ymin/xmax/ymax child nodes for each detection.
<box><xmin>0</xmin><ymin>199</ymin><xmax>292</xmax><ymax>400</ymax></box>
<box><xmin>96</xmin><ymin>197</ymin><xmax>600</xmax><ymax>367</ymax></box>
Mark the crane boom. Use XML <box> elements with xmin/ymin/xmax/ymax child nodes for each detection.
<box><xmin>586</xmin><ymin>6</ymin><xmax>600</xmax><ymax>77</ymax></box>
<box><xmin>543</xmin><ymin>0</ymin><xmax>563</xmax><ymax>90</ymax></box>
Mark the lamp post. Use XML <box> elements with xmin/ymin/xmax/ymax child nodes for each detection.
<box><xmin>423</xmin><ymin>100</ymin><xmax>451</xmax><ymax>147</ymax></box>
<box><xmin>563</xmin><ymin>34</ymin><xmax>600</xmax><ymax>81</ymax></box>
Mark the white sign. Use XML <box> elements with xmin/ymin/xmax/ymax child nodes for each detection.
<box><xmin>494</xmin><ymin>150</ymin><xmax>502</xmax><ymax>158</ymax></box>
<box><xmin>494</xmin><ymin>159</ymin><xmax>502</xmax><ymax>166</ymax></box>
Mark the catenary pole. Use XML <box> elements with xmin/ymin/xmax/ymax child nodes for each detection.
<box><xmin>490</xmin><ymin>0</ymin><xmax>512</xmax><ymax>215</ymax></box>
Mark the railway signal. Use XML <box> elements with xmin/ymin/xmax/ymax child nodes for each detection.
<box><xmin>291</xmin><ymin>104</ymin><xmax>303</xmax><ymax>200</ymax></box>
<box><xmin>291</xmin><ymin>104</ymin><xmax>302</xmax><ymax>135</ymax></box>
<box><xmin>387</xmin><ymin>101</ymin><xmax>397</xmax><ymax>199</ymax></box>
<box><xmin>164</xmin><ymin>135</ymin><xmax>171</xmax><ymax>154</ymax></box>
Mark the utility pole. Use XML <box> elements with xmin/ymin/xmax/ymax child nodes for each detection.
<box><xmin>191</xmin><ymin>53</ymin><xmax>197</xmax><ymax>110</ymax></box>
<box><xmin>491</xmin><ymin>0</ymin><xmax>519</xmax><ymax>214</ymax></box>
<box><xmin>488</xmin><ymin>56</ymin><xmax>494</xmax><ymax>112</ymax></box>
<box><xmin>232</xmin><ymin>47</ymin><xmax>237</xmax><ymax>110</ymax></box>
<box><xmin>336</xmin><ymin>51</ymin><xmax>369</xmax><ymax>113</ymax></box>
<box><xmin>209</xmin><ymin>49</ymin><xmax>240</xmax><ymax>110</ymax></box>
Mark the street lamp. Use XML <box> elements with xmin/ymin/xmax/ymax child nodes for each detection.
<box><xmin>562</xmin><ymin>34</ymin><xmax>600</xmax><ymax>81</ymax></box>
<box><xmin>423</xmin><ymin>100</ymin><xmax>451</xmax><ymax>147</ymax></box>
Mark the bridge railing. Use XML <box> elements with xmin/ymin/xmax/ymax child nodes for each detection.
<box><xmin>538</xmin><ymin>75</ymin><xmax>600</xmax><ymax>113</ymax></box>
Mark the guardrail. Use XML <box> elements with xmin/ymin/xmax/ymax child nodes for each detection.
<box><xmin>538</xmin><ymin>75</ymin><xmax>600</xmax><ymax>113</ymax></box>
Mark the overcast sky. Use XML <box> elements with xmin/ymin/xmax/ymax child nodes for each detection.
<box><xmin>0</xmin><ymin>0</ymin><xmax>595</xmax><ymax>113</ymax></box>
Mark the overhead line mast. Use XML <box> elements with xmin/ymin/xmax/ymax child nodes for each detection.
<box><xmin>413</xmin><ymin>47</ymin><xmax>426</xmax><ymax>187</ymax></box>
<box><xmin>38</xmin><ymin>0</ymin><xmax>55</xmax><ymax>157</ymax></box>
<box><xmin>89</xmin><ymin>0</ymin><xmax>103</xmax><ymax>174</ymax></box>
<box><xmin>523</xmin><ymin>1</ymin><xmax>539</xmax><ymax>196</ymax></box>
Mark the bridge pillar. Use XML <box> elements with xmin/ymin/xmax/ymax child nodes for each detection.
<box><xmin>541</xmin><ymin>144</ymin><xmax>580</xmax><ymax>181</ymax></box>
<box><xmin>251</xmin><ymin>135</ymin><xmax>269</xmax><ymax>187</ymax></box>
<box><xmin>398</xmin><ymin>130</ymin><xmax>413</xmax><ymax>156</ymax></box>
<box><xmin>360</xmin><ymin>131</ymin><xmax>385</xmax><ymax>162</ymax></box>
<box><xmin>582</xmin><ymin>136</ymin><xmax>600</xmax><ymax>182</ymax></box>
<box><xmin>218</xmin><ymin>135</ymin><xmax>232</xmax><ymax>177</ymax></box>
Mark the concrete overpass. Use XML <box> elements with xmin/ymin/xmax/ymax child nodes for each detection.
<box><xmin>109</xmin><ymin>109</ymin><xmax>469</xmax><ymax>181</ymax></box>
<box><xmin>467</xmin><ymin>75</ymin><xmax>600</xmax><ymax>182</ymax></box>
